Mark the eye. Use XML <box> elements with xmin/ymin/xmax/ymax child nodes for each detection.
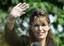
<box><xmin>34</xmin><ymin>24</ymin><xmax>39</xmax><ymax>27</ymax></box>
<box><xmin>42</xmin><ymin>24</ymin><xmax>46</xmax><ymax>26</ymax></box>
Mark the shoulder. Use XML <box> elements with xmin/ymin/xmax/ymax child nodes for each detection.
<box><xmin>48</xmin><ymin>41</ymin><xmax>57</xmax><ymax>46</ymax></box>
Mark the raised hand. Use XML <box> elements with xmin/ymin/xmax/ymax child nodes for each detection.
<box><xmin>10</xmin><ymin>3</ymin><xmax>29</xmax><ymax>17</ymax></box>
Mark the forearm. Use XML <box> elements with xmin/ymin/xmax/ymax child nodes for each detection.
<box><xmin>5</xmin><ymin>14</ymin><xmax>16</xmax><ymax>39</ymax></box>
<box><xmin>6</xmin><ymin>15</ymin><xmax>15</xmax><ymax>31</ymax></box>
<box><xmin>5</xmin><ymin>15</ymin><xmax>22</xmax><ymax>46</ymax></box>
<box><xmin>5</xmin><ymin>15</ymin><xmax>29</xmax><ymax>46</ymax></box>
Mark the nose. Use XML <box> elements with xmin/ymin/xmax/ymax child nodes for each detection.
<box><xmin>38</xmin><ymin>26</ymin><xmax>43</xmax><ymax>31</ymax></box>
<box><xmin>38</xmin><ymin>26</ymin><xmax>45</xmax><ymax>32</ymax></box>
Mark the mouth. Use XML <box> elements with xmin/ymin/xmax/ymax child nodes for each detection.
<box><xmin>37</xmin><ymin>32</ymin><xmax>44</xmax><ymax>36</ymax></box>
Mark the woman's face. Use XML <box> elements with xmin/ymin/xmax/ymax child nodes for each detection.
<box><xmin>31</xmin><ymin>16</ymin><xmax>50</xmax><ymax>40</ymax></box>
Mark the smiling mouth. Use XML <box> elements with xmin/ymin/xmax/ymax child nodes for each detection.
<box><xmin>37</xmin><ymin>32</ymin><xmax>44</xmax><ymax>36</ymax></box>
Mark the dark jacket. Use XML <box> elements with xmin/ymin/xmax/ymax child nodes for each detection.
<box><xmin>5</xmin><ymin>15</ymin><xmax>29</xmax><ymax>46</ymax></box>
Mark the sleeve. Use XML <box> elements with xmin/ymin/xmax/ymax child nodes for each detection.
<box><xmin>5</xmin><ymin>15</ymin><xmax>22</xmax><ymax>46</ymax></box>
<box><xmin>5</xmin><ymin>15</ymin><xmax>30</xmax><ymax>46</ymax></box>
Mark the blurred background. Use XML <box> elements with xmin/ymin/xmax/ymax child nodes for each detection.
<box><xmin>0</xmin><ymin>0</ymin><xmax>64</xmax><ymax>46</ymax></box>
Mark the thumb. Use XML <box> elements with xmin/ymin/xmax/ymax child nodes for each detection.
<box><xmin>20</xmin><ymin>12</ymin><xmax>26</xmax><ymax>15</ymax></box>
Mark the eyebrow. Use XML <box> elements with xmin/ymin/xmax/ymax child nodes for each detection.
<box><xmin>33</xmin><ymin>22</ymin><xmax>48</xmax><ymax>25</ymax></box>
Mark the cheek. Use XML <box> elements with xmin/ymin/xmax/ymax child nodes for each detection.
<box><xmin>31</xmin><ymin>27</ymin><xmax>38</xmax><ymax>32</ymax></box>
<box><xmin>33</xmin><ymin>30</ymin><xmax>49</xmax><ymax>39</ymax></box>
<box><xmin>43</xmin><ymin>26</ymin><xmax>50</xmax><ymax>32</ymax></box>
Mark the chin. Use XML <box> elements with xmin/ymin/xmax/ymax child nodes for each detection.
<box><xmin>37</xmin><ymin>36</ymin><xmax>46</xmax><ymax>40</ymax></box>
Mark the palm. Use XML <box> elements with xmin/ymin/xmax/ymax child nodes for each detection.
<box><xmin>10</xmin><ymin>3</ymin><xmax>29</xmax><ymax>17</ymax></box>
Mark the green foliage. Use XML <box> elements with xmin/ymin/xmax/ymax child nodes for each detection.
<box><xmin>11</xmin><ymin>0</ymin><xmax>20</xmax><ymax>4</ymax></box>
<box><xmin>57</xmin><ymin>8</ymin><xmax>64</xmax><ymax>25</ymax></box>
<box><xmin>0</xmin><ymin>10</ymin><xmax>8</xmax><ymax>23</ymax></box>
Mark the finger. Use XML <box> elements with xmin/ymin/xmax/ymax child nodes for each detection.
<box><xmin>19</xmin><ymin>3</ymin><xmax>26</xmax><ymax>8</ymax></box>
<box><xmin>16</xmin><ymin>3</ymin><xmax>22</xmax><ymax>7</ymax></box>
<box><xmin>17</xmin><ymin>12</ymin><xmax>25</xmax><ymax>17</ymax></box>
<box><xmin>23</xmin><ymin>6</ymin><xmax>29</xmax><ymax>11</ymax></box>
<box><xmin>20</xmin><ymin>12</ymin><xmax>26</xmax><ymax>15</ymax></box>
<box><xmin>21</xmin><ymin>4</ymin><xmax>29</xmax><ymax>10</ymax></box>
<box><xmin>25</xmin><ymin>4</ymin><xmax>29</xmax><ymax>8</ymax></box>
<box><xmin>21</xmin><ymin>4</ymin><xmax>29</xmax><ymax>9</ymax></box>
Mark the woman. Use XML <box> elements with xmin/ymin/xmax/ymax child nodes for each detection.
<box><xmin>29</xmin><ymin>10</ymin><xmax>55</xmax><ymax>46</ymax></box>
<box><xmin>5</xmin><ymin>3</ymin><xmax>56</xmax><ymax>46</ymax></box>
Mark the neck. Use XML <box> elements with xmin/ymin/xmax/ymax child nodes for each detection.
<box><xmin>31</xmin><ymin>38</ymin><xmax>46</xmax><ymax>46</ymax></box>
<box><xmin>39</xmin><ymin>38</ymin><xmax>46</xmax><ymax>46</ymax></box>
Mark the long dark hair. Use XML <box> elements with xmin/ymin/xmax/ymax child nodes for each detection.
<box><xmin>29</xmin><ymin>9</ymin><xmax>55</xmax><ymax>46</ymax></box>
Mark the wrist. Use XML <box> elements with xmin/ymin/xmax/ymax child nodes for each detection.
<box><xmin>10</xmin><ymin>13</ymin><xmax>18</xmax><ymax>18</ymax></box>
<box><xmin>7</xmin><ymin>15</ymin><xmax>16</xmax><ymax>22</ymax></box>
